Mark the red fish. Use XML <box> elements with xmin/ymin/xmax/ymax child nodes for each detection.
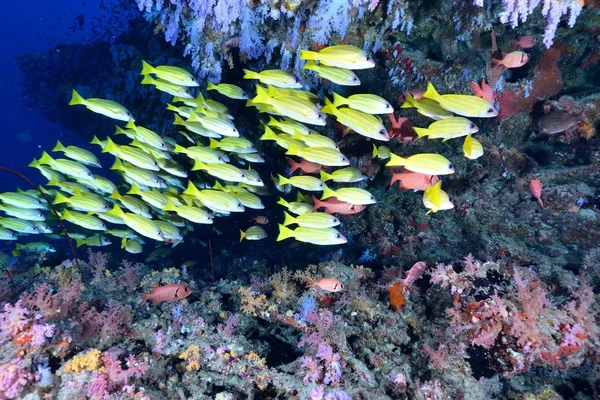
<box><xmin>312</xmin><ymin>195</ymin><xmax>354</xmax><ymax>214</ymax></box>
<box><xmin>250</xmin><ymin>215</ymin><xmax>269</xmax><ymax>224</ymax></box>
<box><xmin>470</xmin><ymin>80</ymin><xmax>494</xmax><ymax>104</ymax></box>
<box><xmin>337</xmin><ymin>204</ymin><xmax>366</xmax><ymax>215</ymax></box>
<box><xmin>306</xmin><ymin>277</ymin><xmax>344</xmax><ymax>293</ymax></box>
<box><xmin>398</xmin><ymin>88</ymin><xmax>426</xmax><ymax>103</ymax></box>
<box><xmin>510</xmin><ymin>35</ymin><xmax>537</xmax><ymax>49</ymax></box>
<box><xmin>286</xmin><ymin>157</ymin><xmax>321</xmax><ymax>174</ymax></box>
<box><xmin>529</xmin><ymin>179</ymin><xmax>543</xmax><ymax>207</ymax></box>
<box><xmin>390</xmin><ymin>171</ymin><xmax>439</xmax><ymax>191</ymax></box>
<box><xmin>492</xmin><ymin>51</ymin><xmax>530</xmax><ymax>68</ymax></box>
<box><xmin>388</xmin><ymin>113</ymin><xmax>414</xmax><ymax>141</ymax></box>
<box><xmin>140</xmin><ymin>284</ymin><xmax>193</xmax><ymax>305</ymax></box>
<box><xmin>399</xmin><ymin>261</ymin><xmax>427</xmax><ymax>287</ymax></box>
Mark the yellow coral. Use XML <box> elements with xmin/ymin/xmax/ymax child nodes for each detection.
<box><xmin>245</xmin><ymin>352</ymin><xmax>266</xmax><ymax>368</ymax></box>
<box><xmin>179</xmin><ymin>345</ymin><xmax>201</xmax><ymax>361</ymax></box>
<box><xmin>186</xmin><ymin>359</ymin><xmax>200</xmax><ymax>371</ymax></box>
<box><xmin>64</xmin><ymin>349</ymin><xmax>102</xmax><ymax>374</ymax></box>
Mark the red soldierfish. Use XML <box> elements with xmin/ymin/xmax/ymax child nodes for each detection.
<box><xmin>390</xmin><ymin>171</ymin><xmax>440</xmax><ymax>191</ymax></box>
<box><xmin>535</xmin><ymin>111</ymin><xmax>583</xmax><ymax>134</ymax></box>
<box><xmin>306</xmin><ymin>277</ymin><xmax>344</xmax><ymax>292</ymax></box>
<box><xmin>529</xmin><ymin>179</ymin><xmax>543</xmax><ymax>207</ymax></box>
<box><xmin>470</xmin><ymin>80</ymin><xmax>494</xmax><ymax>104</ymax></box>
<box><xmin>399</xmin><ymin>261</ymin><xmax>427</xmax><ymax>287</ymax></box>
<box><xmin>510</xmin><ymin>35</ymin><xmax>537</xmax><ymax>49</ymax></box>
<box><xmin>286</xmin><ymin>157</ymin><xmax>322</xmax><ymax>174</ymax></box>
<box><xmin>492</xmin><ymin>51</ymin><xmax>530</xmax><ymax>69</ymax></box>
<box><xmin>140</xmin><ymin>284</ymin><xmax>193</xmax><ymax>305</ymax></box>
<box><xmin>311</xmin><ymin>195</ymin><xmax>366</xmax><ymax>215</ymax></box>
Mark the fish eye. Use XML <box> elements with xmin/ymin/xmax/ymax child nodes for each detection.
<box><xmin>487</xmin><ymin>108</ymin><xmax>493</xmax><ymax>113</ymax></box>
<box><xmin>336</xmin><ymin>234</ymin><xmax>342</xmax><ymax>238</ymax></box>
<box><xmin>449</xmin><ymin>163</ymin><xmax>454</xmax><ymax>170</ymax></box>
<box><xmin>238</xmin><ymin>202</ymin><xmax>243</xmax><ymax>207</ymax></box>
<box><xmin>379</xmin><ymin>129</ymin><xmax>386</xmax><ymax>135</ymax></box>
<box><xmin>317</xmin><ymin>113</ymin><xmax>323</xmax><ymax>119</ymax></box>
<box><xmin>352</xmin><ymin>77</ymin><xmax>358</xmax><ymax>82</ymax></box>
<box><xmin>241</xmin><ymin>173</ymin><xmax>247</xmax><ymax>178</ymax></box>
<box><xmin>470</xmin><ymin>123</ymin><xmax>476</xmax><ymax>128</ymax></box>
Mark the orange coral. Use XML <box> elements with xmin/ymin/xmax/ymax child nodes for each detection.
<box><xmin>388</xmin><ymin>282</ymin><xmax>406</xmax><ymax>311</ymax></box>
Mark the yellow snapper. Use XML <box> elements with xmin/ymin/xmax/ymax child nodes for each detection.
<box><xmin>164</xmin><ymin>201</ymin><xmax>214</xmax><ymax>224</ymax></box>
<box><xmin>102</xmin><ymin>137</ymin><xmax>160</xmax><ymax>171</ymax></box>
<box><xmin>140</xmin><ymin>60</ymin><xmax>199</xmax><ymax>87</ymax></box>
<box><xmin>300</xmin><ymin>45</ymin><xmax>375</xmax><ymax>70</ymax></box>
<box><xmin>332</xmin><ymin>93</ymin><xmax>393</xmax><ymax>114</ymax></box>
<box><xmin>321</xmin><ymin>184</ymin><xmax>376</xmax><ymax>205</ymax></box>
<box><xmin>236</xmin><ymin>152</ymin><xmax>265</xmax><ymax>163</ymax></box>
<box><xmin>53</xmin><ymin>192</ymin><xmax>110</xmax><ymax>213</ymax></box>
<box><xmin>31</xmin><ymin>164</ymin><xmax>65</xmax><ymax>183</ymax></box>
<box><xmin>0</xmin><ymin>205</ymin><xmax>45</xmax><ymax>221</ymax></box>
<box><xmin>108</xmin><ymin>204</ymin><xmax>165</xmax><ymax>241</ymax></box>
<box><xmin>277</xmin><ymin>224</ymin><xmax>347</xmax><ymax>245</ymax></box>
<box><xmin>277</xmin><ymin>174</ymin><xmax>324</xmax><ymax>192</ymax></box>
<box><xmin>322</xmin><ymin>99</ymin><xmax>389</xmax><ymax>141</ymax></box>
<box><xmin>302</xmin><ymin>61</ymin><xmax>360</xmax><ymax>86</ymax></box>
<box><xmin>0</xmin><ymin>227</ymin><xmax>18</xmax><ymax>241</ymax></box>
<box><xmin>183</xmin><ymin>182</ymin><xmax>244</xmax><ymax>213</ymax></box>
<box><xmin>124</xmin><ymin>120</ymin><xmax>168</xmax><ymax>151</ymax></box>
<box><xmin>267</xmin><ymin>86</ymin><xmax>320</xmax><ymax>104</ymax></box>
<box><xmin>282</xmin><ymin>211</ymin><xmax>340</xmax><ymax>229</ymax></box>
<box><xmin>127</xmin><ymin>183</ymin><xmax>169</xmax><ymax>209</ymax></box>
<box><xmin>122</xmin><ymin>237</ymin><xmax>143</xmax><ymax>254</ymax></box>
<box><xmin>111</xmin><ymin>159</ymin><xmax>166</xmax><ymax>189</ymax></box>
<box><xmin>252</xmin><ymin>85</ymin><xmax>326</xmax><ymax>126</ymax></box>
<box><xmin>61</xmin><ymin>209</ymin><xmax>107</xmax><ymax>231</ymax></box>
<box><xmin>277</xmin><ymin>197</ymin><xmax>313</xmax><ymax>215</ymax></box>
<box><xmin>386</xmin><ymin>153</ymin><xmax>455</xmax><ymax>175</ymax></box>
<box><xmin>267</xmin><ymin>116</ymin><xmax>311</xmax><ymax>136</ymax></box>
<box><xmin>286</xmin><ymin>145</ymin><xmax>349</xmax><ymax>167</ymax></box>
<box><xmin>423</xmin><ymin>82</ymin><xmax>498</xmax><ymax>118</ymax></box>
<box><xmin>12</xmin><ymin>242</ymin><xmax>55</xmax><ymax>256</ymax></box>
<box><xmin>154</xmin><ymin>220</ymin><xmax>183</xmax><ymax>240</ymax></box>
<box><xmin>400</xmin><ymin>93</ymin><xmax>454</xmax><ymax>120</ymax></box>
<box><xmin>173</xmin><ymin>144</ymin><xmax>225</xmax><ymax>164</ymax></box>
<box><xmin>243</xmin><ymin>69</ymin><xmax>302</xmax><ymax>89</ymax></box>
<box><xmin>463</xmin><ymin>134</ymin><xmax>484</xmax><ymax>160</ymax></box>
<box><xmin>78</xmin><ymin>175</ymin><xmax>117</xmax><ymax>195</ymax></box>
<box><xmin>188</xmin><ymin>111</ymin><xmax>239</xmax><ymax>137</ymax></box>
<box><xmin>207</xmin><ymin>82</ymin><xmax>248</xmax><ymax>100</ymax></box>
<box><xmin>109</xmin><ymin>191</ymin><xmax>152</xmax><ymax>218</ymax></box>
<box><xmin>239</xmin><ymin>225</ymin><xmax>268</xmax><ymax>242</ymax></box>
<box><xmin>414</xmin><ymin>117</ymin><xmax>478</xmax><ymax>141</ymax></box>
<box><xmin>52</xmin><ymin>141</ymin><xmax>101</xmax><ymax>167</ymax></box>
<box><xmin>157</xmin><ymin>158</ymin><xmax>188</xmax><ymax>178</ymax></box>
<box><xmin>75</xmin><ymin>235</ymin><xmax>112</xmax><ymax>248</ymax></box>
<box><xmin>260</xmin><ymin>125</ymin><xmax>307</xmax><ymax>151</ymax></box>
<box><xmin>0</xmin><ymin>218</ymin><xmax>39</xmax><ymax>234</ymax></box>
<box><xmin>319</xmin><ymin>167</ymin><xmax>367</xmax><ymax>183</ymax></box>
<box><xmin>173</xmin><ymin>114</ymin><xmax>221</xmax><ymax>138</ymax></box>
<box><xmin>33</xmin><ymin>152</ymin><xmax>94</xmax><ymax>181</ymax></box>
<box><xmin>192</xmin><ymin>160</ymin><xmax>247</xmax><ymax>183</ymax></box>
<box><xmin>423</xmin><ymin>181</ymin><xmax>454</xmax><ymax>214</ymax></box>
<box><xmin>69</xmin><ymin>89</ymin><xmax>134</xmax><ymax>122</ymax></box>
<box><xmin>141</xmin><ymin>75</ymin><xmax>193</xmax><ymax>98</ymax></box>
<box><xmin>290</xmin><ymin>131</ymin><xmax>338</xmax><ymax>150</ymax></box>
<box><xmin>372</xmin><ymin>145</ymin><xmax>391</xmax><ymax>159</ymax></box>
<box><xmin>0</xmin><ymin>192</ymin><xmax>46</xmax><ymax>210</ymax></box>
<box><xmin>241</xmin><ymin>169</ymin><xmax>265</xmax><ymax>187</ymax></box>
<box><xmin>208</xmin><ymin>137</ymin><xmax>257</xmax><ymax>154</ymax></box>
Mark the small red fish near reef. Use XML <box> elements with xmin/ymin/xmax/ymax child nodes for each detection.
<box><xmin>286</xmin><ymin>157</ymin><xmax>322</xmax><ymax>174</ymax></box>
<box><xmin>529</xmin><ymin>179</ymin><xmax>544</xmax><ymax>208</ymax></box>
<box><xmin>306</xmin><ymin>277</ymin><xmax>344</xmax><ymax>293</ymax></box>
<box><xmin>510</xmin><ymin>35</ymin><xmax>537</xmax><ymax>49</ymax></box>
<box><xmin>140</xmin><ymin>284</ymin><xmax>193</xmax><ymax>305</ymax></box>
<box><xmin>492</xmin><ymin>51</ymin><xmax>530</xmax><ymax>68</ymax></box>
<box><xmin>470</xmin><ymin>80</ymin><xmax>494</xmax><ymax>104</ymax></box>
<box><xmin>535</xmin><ymin>111</ymin><xmax>583</xmax><ymax>135</ymax></box>
<box><xmin>390</xmin><ymin>171</ymin><xmax>439</xmax><ymax>191</ymax></box>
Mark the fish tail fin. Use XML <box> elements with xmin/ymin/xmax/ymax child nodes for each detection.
<box><xmin>69</xmin><ymin>89</ymin><xmax>86</xmax><ymax>106</ymax></box>
<box><xmin>28</xmin><ymin>159</ymin><xmax>40</xmax><ymax>169</ymax></box>
<box><xmin>305</xmin><ymin>277</ymin><xmax>316</xmax><ymax>288</ymax></box>
<box><xmin>469</xmin><ymin>81</ymin><xmax>480</xmax><ymax>96</ymax></box>
<box><xmin>140</xmin><ymin>60</ymin><xmax>155</xmax><ymax>76</ymax></box>
<box><xmin>276</xmin><ymin>197</ymin><xmax>289</xmax><ymax>208</ymax></box>
<box><xmin>139</xmin><ymin>293</ymin><xmax>150</xmax><ymax>304</ymax></box>
<box><xmin>423</xmin><ymin>82</ymin><xmax>441</xmax><ymax>101</ymax></box>
<box><xmin>140</xmin><ymin>75</ymin><xmax>155</xmax><ymax>85</ymax></box>
<box><xmin>267</xmin><ymin>116</ymin><xmax>279</xmax><ymax>127</ymax></box>
<box><xmin>90</xmin><ymin>135</ymin><xmax>103</xmax><ymax>146</ymax></box>
<box><xmin>302</xmin><ymin>60</ymin><xmax>318</xmax><ymax>71</ymax></box>
<box><xmin>206</xmin><ymin>82</ymin><xmax>217</xmax><ymax>91</ymax></box>
<box><xmin>386</xmin><ymin>153</ymin><xmax>405</xmax><ymax>168</ymax></box>
<box><xmin>125</xmin><ymin>119</ymin><xmax>136</xmax><ymax>130</ymax></box>
<box><xmin>74</xmin><ymin>238</ymin><xmax>86</xmax><ymax>248</ymax></box>
<box><xmin>285</xmin><ymin>144</ymin><xmax>301</xmax><ymax>157</ymax></box>
<box><xmin>110</xmin><ymin>158</ymin><xmax>125</xmax><ymax>171</ymax></box>
<box><xmin>413</xmin><ymin>127</ymin><xmax>428</xmax><ymax>139</ymax></box>
<box><xmin>400</xmin><ymin>93</ymin><xmax>416</xmax><ymax>109</ymax></box>
<box><xmin>37</xmin><ymin>151</ymin><xmax>54</xmax><ymax>166</ymax></box>
<box><xmin>331</xmin><ymin>92</ymin><xmax>347</xmax><ymax>108</ymax></box>
<box><xmin>428</xmin><ymin>181</ymin><xmax>442</xmax><ymax>207</ymax></box>
<box><xmin>299</xmin><ymin>49</ymin><xmax>321</xmax><ymax>61</ymax></box>
<box><xmin>173</xmin><ymin>114</ymin><xmax>186</xmax><ymax>126</ymax></box>
<box><xmin>102</xmin><ymin>137</ymin><xmax>118</xmax><ymax>154</ymax></box>
<box><xmin>173</xmin><ymin>144</ymin><xmax>186</xmax><ymax>154</ymax></box>
<box><xmin>107</xmin><ymin>204</ymin><xmax>126</xmax><ymax>218</ymax></box>
<box><xmin>252</xmin><ymin>84</ymin><xmax>271</xmax><ymax>105</ymax></box>
<box><xmin>311</xmin><ymin>195</ymin><xmax>324</xmax><ymax>212</ymax></box>
<box><xmin>372</xmin><ymin>144</ymin><xmax>379</xmax><ymax>159</ymax></box>
<box><xmin>282</xmin><ymin>211</ymin><xmax>296</xmax><ymax>227</ymax></box>
<box><xmin>260</xmin><ymin>125</ymin><xmax>278</xmax><ymax>141</ymax></box>
<box><xmin>121</xmin><ymin>237</ymin><xmax>128</xmax><ymax>249</ymax></box>
<box><xmin>165</xmin><ymin>103</ymin><xmax>179</xmax><ymax>113</ymax></box>
<box><xmin>52</xmin><ymin>140</ymin><xmax>65</xmax><ymax>152</ymax></box>
<box><xmin>321</xmin><ymin>183</ymin><xmax>335</xmax><ymax>200</ymax></box>
<box><xmin>321</xmin><ymin>98</ymin><xmax>337</xmax><ymax>115</ymax></box>
<box><xmin>285</xmin><ymin>157</ymin><xmax>299</xmax><ymax>174</ymax></box>
<box><xmin>114</xmin><ymin>125</ymin><xmax>129</xmax><ymax>135</ymax></box>
<box><xmin>276</xmin><ymin>224</ymin><xmax>294</xmax><ymax>241</ymax></box>
<box><xmin>52</xmin><ymin>192</ymin><xmax>69</xmax><ymax>205</ymax></box>
<box><xmin>319</xmin><ymin>170</ymin><xmax>332</xmax><ymax>182</ymax></box>
<box><xmin>277</xmin><ymin>174</ymin><xmax>289</xmax><ymax>186</ymax></box>
<box><xmin>163</xmin><ymin>200</ymin><xmax>177</xmax><ymax>212</ymax></box>
<box><xmin>109</xmin><ymin>190</ymin><xmax>122</xmax><ymax>200</ymax></box>
<box><xmin>242</xmin><ymin>69</ymin><xmax>260</xmax><ymax>80</ymax></box>
<box><xmin>191</xmin><ymin>159</ymin><xmax>206</xmax><ymax>171</ymax></box>
<box><xmin>61</xmin><ymin>209</ymin><xmax>73</xmax><ymax>220</ymax></box>
<box><xmin>239</xmin><ymin>229</ymin><xmax>246</xmax><ymax>242</ymax></box>
<box><xmin>187</xmin><ymin>111</ymin><xmax>201</xmax><ymax>122</ymax></box>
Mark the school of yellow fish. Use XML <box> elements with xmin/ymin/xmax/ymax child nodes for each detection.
<box><xmin>0</xmin><ymin>45</ymin><xmax>497</xmax><ymax>251</ymax></box>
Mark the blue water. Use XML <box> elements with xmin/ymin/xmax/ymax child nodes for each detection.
<box><xmin>0</xmin><ymin>0</ymin><xmax>133</xmax><ymax>193</ymax></box>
